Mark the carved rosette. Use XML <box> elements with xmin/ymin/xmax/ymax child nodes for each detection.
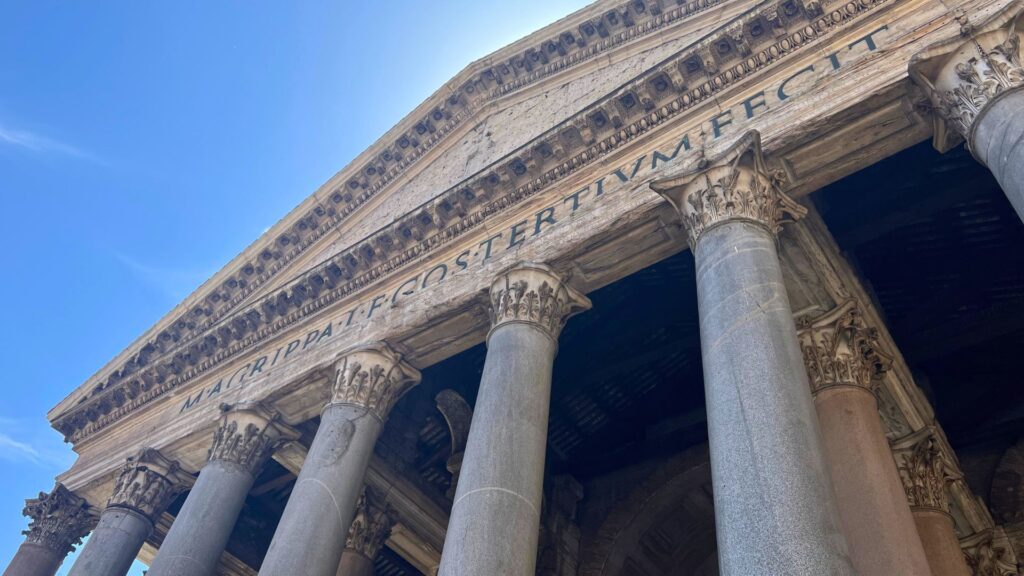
<box><xmin>488</xmin><ymin>262</ymin><xmax>591</xmax><ymax>342</ymax></box>
<box><xmin>893</xmin><ymin>429</ymin><xmax>959</xmax><ymax>513</ymax></box>
<box><xmin>21</xmin><ymin>483</ymin><xmax>93</xmax><ymax>555</ymax></box>
<box><xmin>796</xmin><ymin>300</ymin><xmax>893</xmax><ymax>395</ymax></box>
<box><xmin>345</xmin><ymin>491</ymin><xmax>393</xmax><ymax>559</ymax></box>
<box><xmin>961</xmin><ymin>528</ymin><xmax>1020</xmax><ymax>576</ymax></box>
<box><xmin>207</xmin><ymin>402</ymin><xmax>300</xmax><ymax>476</ymax></box>
<box><xmin>107</xmin><ymin>448</ymin><xmax>193</xmax><ymax>522</ymax></box>
<box><xmin>911</xmin><ymin>12</ymin><xmax>1024</xmax><ymax>152</ymax></box>
<box><xmin>331</xmin><ymin>343</ymin><xmax>421</xmax><ymax>421</ymax></box>
<box><xmin>650</xmin><ymin>131</ymin><xmax>806</xmax><ymax>248</ymax></box>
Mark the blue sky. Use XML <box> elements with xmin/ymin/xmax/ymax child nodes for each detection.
<box><xmin>0</xmin><ymin>1</ymin><xmax>590</xmax><ymax>572</ymax></box>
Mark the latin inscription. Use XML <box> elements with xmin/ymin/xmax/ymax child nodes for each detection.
<box><xmin>178</xmin><ymin>26</ymin><xmax>888</xmax><ymax>415</ymax></box>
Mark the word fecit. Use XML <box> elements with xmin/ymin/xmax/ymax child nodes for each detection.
<box><xmin>178</xmin><ymin>24</ymin><xmax>889</xmax><ymax>416</ymax></box>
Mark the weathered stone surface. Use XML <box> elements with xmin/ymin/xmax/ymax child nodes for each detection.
<box><xmin>67</xmin><ymin>508</ymin><xmax>152</xmax><ymax>576</ymax></box>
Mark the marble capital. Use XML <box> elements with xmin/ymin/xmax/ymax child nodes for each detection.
<box><xmin>797</xmin><ymin>299</ymin><xmax>893</xmax><ymax>395</ymax></box>
<box><xmin>330</xmin><ymin>343</ymin><xmax>421</xmax><ymax>421</ymax></box>
<box><xmin>207</xmin><ymin>402</ymin><xmax>300</xmax><ymax>476</ymax></box>
<box><xmin>487</xmin><ymin>262</ymin><xmax>591</xmax><ymax>343</ymax></box>
<box><xmin>892</xmin><ymin>428</ymin><xmax>960</xmax><ymax>513</ymax></box>
<box><xmin>961</xmin><ymin>528</ymin><xmax>1019</xmax><ymax>576</ymax></box>
<box><xmin>910</xmin><ymin>10</ymin><xmax>1024</xmax><ymax>152</ymax></box>
<box><xmin>107</xmin><ymin>448</ymin><xmax>193</xmax><ymax>523</ymax></box>
<box><xmin>21</xmin><ymin>483</ymin><xmax>93</xmax><ymax>556</ymax></box>
<box><xmin>649</xmin><ymin>130</ymin><xmax>806</xmax><ymax>248</ymax></box>
<box><xmin>345</xmin><ymin>490</ymin><xmax>393</xmax><ymax>559</ymax></box>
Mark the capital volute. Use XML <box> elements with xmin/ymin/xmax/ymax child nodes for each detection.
<box><xmin>797</xmin><ymin>300</ymin><xmax>893</xmax><ymax>395</ymax></box>
<box><xmin>330</xmin><ymin>343</ymin><xmax>421</xmax><ymax>421</ymax></box>
<box><xmin>892</xmin><ymin>427</ymin><xmax>961</xmax><ymax>513</ymax></box>
<box><xmin>910</xmin><ymin>9</ymin><xmax>1024</xmax><ymax>152</ymax></box>
<box><xmin>345</xmin><ymin>489</ymin><xmax>393</xmax><ymax>559</ymax></box>
<box><xmin>488</xmin><ymin>262</ymin><xmax>591</xmax><ymax>343</ymax></box>
<box><xmin>207</xmin><ymin>402</ymin><xmax>300</xmax><ymax>475</ymax></box>
<box><xmin>21</xmin><ymin>483</ymin><xmax>94</xmax><ymax>555</ymax></box>
<box><xmin>649</xmin><ymin>131</ymin><xmax>806</xmax><ymax>248</ymax></box>
<box><xmin>107</xmin><ymin>447</ymin><xmax>193</xmax><ymax>522</ymax></box>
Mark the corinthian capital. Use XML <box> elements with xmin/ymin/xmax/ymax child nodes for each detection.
<box><xmin>488</xmin><ymin>262</ymin><xmax>591</xmax><ymax>342</ymax></box>
<box><xmin>649</xmin><ymin>131</ymin><xmax>806</xmax><ymax>248</ymax></box>
<box><xmin>107</xmin><ymin>448</ymin><xmax>193</xmax><ymax>522</ymax></box>
<box><xmin>207</xmin><ymin>402</ymin><xmax>300</xmax><ymax>476</ymax></box>
<box><xmin>345</xmin><ymin>490</ymin><xmax>393</xmax><ymax>559</ymax></box>
<box><xmin>21</xmin><ymin>483</ymin><xmax>93</xmax><ymax>555</ymax></box>
<box><xmin>892</xmin><ymin>428</ymin><xmax>960</xmax><ymax>513</ymax></box>
<box><xmin>331</xmin><ymin>343</ymin><xmax>421</xmax><ymax>421</ymax></box>
<box><xmin>910</xmin><ymin>10</ymin><xmax>1024</xmax><ymax>152</ymax></box>
<box><xmin>796</xmin><ymin>300</ymin><xmax>893</xmax><ymax>395</ymax></box>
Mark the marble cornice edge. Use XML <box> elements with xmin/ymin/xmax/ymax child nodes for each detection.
<box><xmin>55</xmin><ymin>0</ymin><xmax>894</xmax><ymax>444</ymax></box>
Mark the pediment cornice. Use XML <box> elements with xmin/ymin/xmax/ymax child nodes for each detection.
<box><xmin>54</xmin><ymin>0</ymin><xmax>895</xmax><ymax>443</ymax></box>
<box><xmin>50</xmin><ymin>0</ymin><xmax>728</xmax><ymax>420</ymax></box>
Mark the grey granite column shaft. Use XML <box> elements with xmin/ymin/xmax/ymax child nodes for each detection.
<box><xmin>147</xmin><ymin>403</ymin><xmax>296</xmax><ymax>576</ymax></box>
<box><xmin>68</xmin><ymin>449</ymin><xmax>190</xmax><ymax>576</ymax></box>
<box><xmin>260</xmin><ymin>344</ymin><xmax>419</xmax><ymax>576</ymax></box>
<box><xmin>910</xmin><ymin>17</ymin><xmax>1024</xmax><ymax>221</ymax></box>
<box><xmin>972</xmin><ymin>88</ymin><xmax>1024</xmax><ymax>220</ymax></box>
<box><xmin>437</xmin><ymin>263</ymin><xmax>590</xmax><ymax>576</ymax></box>
<box><xmin>4</xmin><ymin>484</ymin><xmax>92</xmax><ymax>576</ymax></box>
<box><xmin>651</xmin><ymin>132</ymin><xmax>854</xmax><ymax>575</ymax></box>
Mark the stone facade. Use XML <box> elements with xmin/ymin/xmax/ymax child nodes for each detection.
<box><xmin>8</xmin><ymin>0</ymin><xmax>1024</xmax><ymax>575</ymax></box>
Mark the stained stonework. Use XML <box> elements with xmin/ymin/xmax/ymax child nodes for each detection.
<box><xmin>649</xmin><ymin>131</ymin><xmax>806</xmax><ymax>246</ymax></box>
<box><xmin>21</xmin><ymin>484</ymin><xmax>93</xmax><ymax>555</ymax></box>
<box><xmin>796</xmin><ymin>299</ymin><xmax>893</xmax><ymax>394</ymax></box>
<box><xmin>893</xmin><ymin>429</ymin><xmax>959</xmax><ymax>512</ymax></box>
<box><xmin>107</xmin><ymin>448</ymin><xmax>193</xmax><ymax>522</ymax></box>
<box><xmin>331</xmin><ymin>343</ymin><xmax>421</xmax><ymax>421</ymax></box>
<box><xmin>489</xmin><ymin>262</ymin><xmax>591</xmax><ymax>341</ymax></box>
<box><xmin>961</xmin><ymin>528</ymin><xmax>1019</xmax><ymax>576</ymax></box>
<box><xmin>911</xmin><ymin>9</ymin><xmax>1024</xmax><ymax>152</ymax></box>
<box><xmin>345</xmin><ymin>491</ymin><xmax>393</xmax><ymax>559</ymax></box>
<box><xmin>207</xmin><ymin>402</ymin><xmax>300</xmax><ymax>476</ymax></box>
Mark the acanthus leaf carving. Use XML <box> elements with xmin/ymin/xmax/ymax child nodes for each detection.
<box><xmin>345</xmin><ymin>490</ymin><xmax>393</xmax><ymax>560</ymax></box>
<box><xmin>893</xmin><ymin>428</ymin><xmax>960</xmax><ymax>513</ymax></box>
<box><xmin>650</xmin><ymin>131</ymin><xmax>806</xmax><ymax>247</ymax></box>
<box><xmin>331</xmin><ymin>343</ymin><xmax>421</xmax><ymax>421</ymax></box>
<box><xmin>207</xmin><ymin>402</ymin><xmax>299</xmax><ymax>476</ymax></box>
<box><xmin>797</xmin><ymin>299</ymin><xmax>893</xmax><ymax>394</ymax></box>
<box><xmin>961</xmin><ymin>528</ymin><xmax>1020</xmax><ymax>576</ymax></box>
<box><xmin>107</xmin><ymin>448</ymin><xmax>193</xmax><ymax>522</ymax></box>
<box><xmin>21</xmin><ymin>483</ymin><xmax>93</xmax><ymax>555</ymax></box>
<box><xmin>489</xmin><ymin>262</ymin><xmax>591</xmax><ymax>341</ymax></box>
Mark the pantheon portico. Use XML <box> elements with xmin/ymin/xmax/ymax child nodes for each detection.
<box><xmin>5</xmin><ymin>0</ymin><xmax>1024</xmax><ymax>575</ymax></box>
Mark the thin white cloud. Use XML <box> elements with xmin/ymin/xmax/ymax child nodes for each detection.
<box><xmin>115</xmin><ymin>252</ymin><xmax>217</xmax><ymax>302</ymax></box>
<box><xmin>0</xmin><ymin>432</ymin><xmax>42</xmax><ymax>465</ymax></box>
<box><xmin>0</xmin><ymin>123</ymin><xmax>99</xmax><ymax>161</ymax></box>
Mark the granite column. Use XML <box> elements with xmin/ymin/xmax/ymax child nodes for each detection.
<box><xmin>798</xmin><ymin>301</ymin><xmax>931</xmax><ymax>575</ymax></box>
<box><xmin>67</xmin><ymin>449</ymin><xmax>191</xmax><ymax>576</ymax></box>
<box><xmin>260</xmin><ymin>343</ymin><xmax>420</xmax><ymax>576</ymax></box>
<box><xmin>335</xmin><ymin>491</ymin><xmax>393</xmax><ymax>576</ymax></box>
<box><xmin>894</xmin><ymin>428</ymin><xmax>972</xmax><ymax>576</ymax></box>
<box><xmin>147</xmin><ymin>402</ymin><xmax>297</xmax><ymax>576</ymax></box>
<box><xmin>3</xmin><ymin>484</ymin><xmax>92</xmax><ymax>576</ymax></box>
<box><xmin>436</xmin><ymin>262</ymin><xmax>590</xmax><ymax>576</ymax></box>
<box><xmin>651</xmin><ymin>131</ymin><xmax>854</xmax><ymax>575</ymax></box>
<box><xmin>911</xmin><ymin>14</ymin><xmax>1024</xmax><ymax>221</ymax></box>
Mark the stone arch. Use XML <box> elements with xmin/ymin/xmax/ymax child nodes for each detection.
<box><xmin>579</xmin><ymin>444</ymin><xmax>718</xmax><ymax>576</ymax></box>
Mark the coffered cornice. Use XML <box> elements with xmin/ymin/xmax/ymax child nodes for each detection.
<box><xmin>54</xmin><ymin>0</ymin><xmax>895</xmax><ymax>444</ymax></box>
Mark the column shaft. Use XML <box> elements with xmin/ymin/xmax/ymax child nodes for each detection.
<box><xmin>695</xmin><ymin>221</ymin><xmax>853</xmax><ymax>574</ymax></box>
<box><xmin>66</xmin><ymin>508</ymin><xmax>151</xmax><ymax>576</ymax></box>
<box><xmin>146</xmin><ymin>461</ymin><xmax>252</xmax><ymax>576</ymax></box>
<box><xmin>336</xmin><ymin>551</ymin><xmax>375</xmax><ymax>576</ymax></box>
<box><xmin>815</xmin><ymin>386</ymin><xmax>931</xmax><ymax>575</ymax></box>
<box><xmin>438</xmin><ymin>324</ymin><xmax>554</xmax><ymax>576</ymax></box>
<box><xmin>3</xmin><ymin>543</ymin><xmax>64</xmax><ymax>576</ymax></box>
<box><xmin>971</xmin><ymin>89</ymin><xmax>1024</xmax><ymax>220</ymax></box>
<box><xmin>913</xmin><ymin>509</ymin><xmax>971</xmax><ymax>576</ymax></box>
